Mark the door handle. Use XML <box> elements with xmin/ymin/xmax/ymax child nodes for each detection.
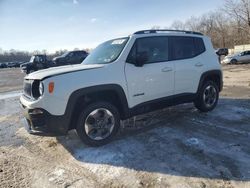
<box><xmin>162</xmin><ymin>67</ymin><xmax>173</xmax><ymax>72</ymax></box>
<box><xmin>195</xmin><ymin>63</ymin><xmax>203</xmax><ymax>67</ymax></box>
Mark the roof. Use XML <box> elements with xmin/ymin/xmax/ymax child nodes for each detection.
<box><xmin>134</xmin><ymin>29</ymin><xmax>203</xmax><ymax>36</ymax></box>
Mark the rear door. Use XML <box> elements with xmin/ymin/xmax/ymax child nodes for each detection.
<box><xmin>169</xmin><ymin>36</ymin><xmax>206</xmax><ymax>94</ymax></box>
<box><xmin>66</xmin><ymin>52</ymin><xmax>75</xmax><ymax>64</ymax></box>
<box><xmin>78</xmin><ymin>51</ymin><xmax>87</xmax><ymax>63</ymax></box>
<box><xmin>246</xmin><ymin>51</ymin><xmax>250</xmax><ymax>63</ymax></box>
<box><xmin>239</xmin><ymin>51</ymin><xmax>250</xmax><ymax>63</ymax></box>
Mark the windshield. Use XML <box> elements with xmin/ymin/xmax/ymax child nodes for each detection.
<box><xmin>61</xmin><ymin>52</ymin><xmax>70</xmax><ymax>57</ymax></box>
<box><xmin>29</xmin><ymin>56</ymin><xmax>35</xmax><ymax>62</ymax></box>
<box><xmin>82</xmin><ymin>37</ymin><xmax>129</xmax><ymax>65</ymax></box>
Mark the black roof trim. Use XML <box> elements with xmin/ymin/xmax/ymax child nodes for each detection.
<box><xmin>134</xmin><ymin>30</ymin><xmax>203</xmax><ymax>36</ymax></box>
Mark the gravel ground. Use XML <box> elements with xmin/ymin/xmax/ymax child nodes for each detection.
<box><xmin>0</xmin><ymin>68</ymin><xmax>24</xmax><ymax>93</ymax></box>
<box><xmin>0</xmin><ymin>65</ymin><xmax>249</xmax><ymax>188</ymax></box>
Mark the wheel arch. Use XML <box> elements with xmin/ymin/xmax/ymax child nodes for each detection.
<box><xmin>230</xmin><ymin>58</ymin><xmax>238</xmax><ymax>63</ymax></box>
<box><xmin>64</xmin><ymin>84</ymin><xmax>130</xmax><ymax>130</ymax></box>
<box><xmin>197</xmin><ymin>70</ymin><xmax>223</xmax><ymax>93</ymax></box>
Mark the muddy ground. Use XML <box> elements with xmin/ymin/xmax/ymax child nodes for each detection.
<box><xmin>0</xmin><ymin>65</ymin><xmax>250</xmax><ymax>188</ymax></box>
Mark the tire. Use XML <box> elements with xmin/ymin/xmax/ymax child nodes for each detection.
<box><xmin>76</xmin><ymin>101</ymin><xmax>120</xmax><ymax>147</ymax></box>
<box><xmin>194</xmin><ymin>81</ymin><xmax>219</xmax><ymax>112</ymax></box>
<box><xmin>230</xmin><ymin>59</ymin><xmax>237</xmax><ymax>64</ymax></box>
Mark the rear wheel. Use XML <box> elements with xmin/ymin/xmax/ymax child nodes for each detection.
<box><xmin>76</xmin><ymin>101</ymin><xmax>120</xmax><ymax>146</ymax></box>
<box><xmin>194</xmin><ymin>81</ymin><xmax>219</xmax><ymax>112</ymax></box>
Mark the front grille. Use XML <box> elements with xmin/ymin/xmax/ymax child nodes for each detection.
<box><xmin>23</xmin><ymin>80</ymin><xmax>32</xmax><ymax>98</ymax></box>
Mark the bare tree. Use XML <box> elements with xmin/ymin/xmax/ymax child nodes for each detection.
<box><xmin>224</xmin><ymin>0</ymin><xmax>250</xmax><ymax>44</ymax></box>
<box><xmin>170</xmin><ymin>20</ymin><xmax>186</xmax><ymax>30</ymax></box>
<box><xmin>163</xmin><ymin>0</ymin><xmax>250</xmax><ymax>48</ymax></box>
<box><xmin>151</xmin><ymin>25</ymin><xmax>161</xmax><ymax>30</ymax></box>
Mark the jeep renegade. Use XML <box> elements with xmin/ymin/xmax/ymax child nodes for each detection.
<box><xmin>20</xmin><ymin>30</ymin><xmax>223</xmax><ymax>146</ymax></box>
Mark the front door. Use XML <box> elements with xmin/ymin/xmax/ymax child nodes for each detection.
<box><xmin>125</xmin><ymin>36</ymin><xmax>174</xmax><ymax>108</ymax></box>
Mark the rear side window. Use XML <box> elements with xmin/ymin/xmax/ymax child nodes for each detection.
<box><xmin>169</xmin><ymin>36</ymin><xmax>205</xmax><ymax>61</ymax></box>
<box><xmin>194</xmin><ymin>37</ymin><xmax>206</xmax><ymax>55</ymax></box>
<box><xmin>127</xmin><ymin>37</ymin><xmax>169</xmax><ymax>64</ymax></box>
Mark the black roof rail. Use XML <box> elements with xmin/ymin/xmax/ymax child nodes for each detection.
<box><xmin>134</xmin><ymin>29</ymin><xmax>203</xmax><ymax>36</ymax></box>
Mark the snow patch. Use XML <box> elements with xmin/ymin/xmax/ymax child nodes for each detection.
<box><xmin>0</xmin><ymin>90</ymin><xmax>22</xmax><ymax>100</ymax></box>
<box><xmin>185</xmin><ymin>138</ymin><xmax>200</xmax><ymax>146</ymax></box>
<box><xmin>75</xmin><ymin>147</ymin><xmax>125</xmax><ymax>164</ymax></box>
<box><xmin>211</xmin><ymin>105</ymin><xmax>249</xmax><ymax>121</ymax></box>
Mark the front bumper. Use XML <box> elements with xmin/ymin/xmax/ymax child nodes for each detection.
<box><xmin>20</xmin><ymin>102</ymin><xmax>69</xmax><ymax>136</ymax></box>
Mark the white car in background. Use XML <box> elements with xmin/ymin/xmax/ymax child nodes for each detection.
<box><xmin>222</xmin><ymin>50</ymin><xmax>250</xmax><ymax>64</ymax></box>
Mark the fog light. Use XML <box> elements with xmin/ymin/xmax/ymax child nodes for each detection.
<box><xmin>29</xmin><ymin>109</ymin><xmax>43</xmax><ymax>115</ymax></box>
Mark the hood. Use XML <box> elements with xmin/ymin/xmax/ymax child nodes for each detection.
<box><xmin>25</xmin><ymin>64</ymin><xmax>104</xmax><ymax>80</ymax></box>
<box><xmin>20</xmin><ymin>61</ymin><xmax>32</xmax><ymax>67</ymax></box>
<box><xmin>225</xmin><ymin>53</ymin><xmax>240</xmax><ymax>59</ymax></box>
<box><xmin>52</xmin><ymin>56</ymin><xmax>62</xmax><ymax>61</ymax></box>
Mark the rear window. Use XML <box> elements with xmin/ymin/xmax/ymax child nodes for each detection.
<box><xmin>169</xmin><ymin>36</ymin><xmax>205</xmax><ymax>61</ymax></box>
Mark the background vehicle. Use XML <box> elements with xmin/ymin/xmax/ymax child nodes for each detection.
<box><xmin>6</xmin><ymin>62</ymin><xmax>17</xmax><ymax>68</ymax></box>
<box><xmin>9</xmin><ymin>61</ymin><xmax>26</xmax><ymax>68</ymax></box>
<box><xmin>16</xmin><ymin>61</ymin><xmax>27</xmax><ymax>67</ymax></box>
<box><xmin>20</xmin><ymin>55</ymin><xmax>54</xmax><ymax>74</ymax></box>
<box><xmin>216</xmin><ymin>48</ymin><xmax>228</xmax><ymax>56</ymax></box>
<box><xmin>53</xmin><ymin>50</ymin><xmax>88</xmax><ymax>66</ymax></box>
<box><xmin>222</xmin><ymin>50</ymin><xmax>250</xmax><ymax>64</ymax></box>
<box><xmin>0</xmin><ymin>62</ymin><xmax>7</xmax><ymax>68</ymax></box>
<box><xmin>20</xmin><ymin>30</ymin><xmax>223</xmax><ymax>146</ymax></box>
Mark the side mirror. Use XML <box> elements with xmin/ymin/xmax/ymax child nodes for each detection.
<box><xmin>135</xmin><ymin>51</ymin><xmax>148</xmax><ymax>67</ymax></box>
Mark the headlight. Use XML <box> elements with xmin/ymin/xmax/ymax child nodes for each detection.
<box><xmin>39</xmin><ymin>82</ymin><xmax>44</xmax><ymax>96</ymax></box>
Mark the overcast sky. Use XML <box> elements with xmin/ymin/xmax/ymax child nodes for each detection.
<box><xmin>0</xmin><ymin>0</ymin><xmax>224</xmax><ymax>52</ymax></box>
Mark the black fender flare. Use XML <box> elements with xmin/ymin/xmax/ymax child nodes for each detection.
<box><xmin>197</xmin><ymin>70</ymin><xmax>223</xmax><ymax>93</ymax></box>
<box><xmin>63</xmin><ymin>84</ymin><xmax>130</xmax><ymax>130</ymax></box>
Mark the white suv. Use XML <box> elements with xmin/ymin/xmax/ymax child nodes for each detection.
<box><xmin>20</xmin><ymin>30</ymin><xmax>223</xmax><ymax>146</ymax></box>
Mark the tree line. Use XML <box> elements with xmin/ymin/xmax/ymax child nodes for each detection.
<box><xmin>0</xmin><ymin>49</ymin><xmax>69</xmax><ymax>63</ymax></box>
<box><xmin>0</xmin><ymin>49</ymin><xmax>90</xmax><ymax>63</ymax></box>
<box><xmin>154</xmin><ymin>0</ymin><xmax>250</xmax><ymax>49</ymax></box>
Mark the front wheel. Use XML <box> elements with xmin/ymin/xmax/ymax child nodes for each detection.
<box><xmin>194</xmin><ymin>81</ymin><xmax>219</xmax><ymax>112</ymax></box>
<box><xmin>76</xmin><ymin>102</ymin><xmax>120</xmax><ymax>146</ymax></box>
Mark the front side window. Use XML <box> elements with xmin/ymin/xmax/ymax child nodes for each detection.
<box><xmin>35</xmin><ymin>56</ymin><xmax>42</xmax><ymax>63</ymax></box>
<box><xmin>67</xmin><ymin>52</ymin><xmax>74</xmax><ymax>58</ymax></box>
<box><xmin>61</xmin><ymin>52</ymin><xmax>69</xmax><ymax>57</ymax></box>
<box><xmin>127</xmin><ymin>37</ymin><xmax>169</xmax><ymax>64</ymax></box>
<box><xmin>83</xmin><ymin>37</ymin><xmax>129</xmax><ymax>64</ymax></box>
<box><xmin>244</xmin><ymin>51</ymin><xmax>250</xmax><ymax>55</ymax></box>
